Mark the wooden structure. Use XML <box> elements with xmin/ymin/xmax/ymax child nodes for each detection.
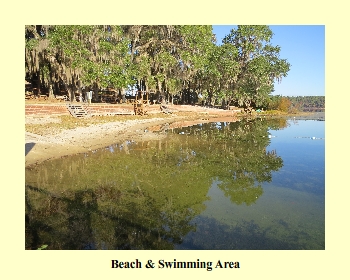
<box><xmin>133</xmin><ymin>91</ymin><xmax>150</xmax><ymax>115</ymax></box>
<box><xmin>66</xmin><ymin>103</ymin><xmax>90</xmax><ymax>118</ymax></box>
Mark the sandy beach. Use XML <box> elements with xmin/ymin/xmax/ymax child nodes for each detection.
<box><xmin>25</xmin><ymin>105</ymin><xmax>241</xmax><ymax>167</ymax></box>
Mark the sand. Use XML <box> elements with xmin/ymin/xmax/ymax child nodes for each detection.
<box><xmin>25</xmin><ymin>105</ymin><xmax>240</xmax><ymax>166</ymax></box>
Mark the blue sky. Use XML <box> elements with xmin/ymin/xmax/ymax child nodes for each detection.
<box><xmin>212</xmin><ymin>25</ymin><xmax>325</xmax><ymax>97</ymax></box>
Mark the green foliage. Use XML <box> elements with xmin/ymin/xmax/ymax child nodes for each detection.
<box><xmin>25</xmin><ymin>25</ymin><xmax>290</xmax><ymax>108</ymax></box>
<box><xmin>218</xmin><ymin>25</ymin><xmax>291</xmax><ymax>110</ymax></box>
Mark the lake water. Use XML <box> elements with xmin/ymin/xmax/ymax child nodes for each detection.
<box><xmin>25</xmin><ymin>115</ymin><xmax>325</xmax><ymax>250</ymax></box>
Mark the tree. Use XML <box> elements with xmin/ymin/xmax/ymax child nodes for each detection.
<box><xmin>25</xmin><ymin>25</ymin><xmax>290</xmax><ymax>109</ymax></box>
<box><xmin>25</xmin><ymin>25</ymin><xmax>133</xmax><ymax>102</ymax></box>
<box><xmin>122</xmin><ymin>25</ymin><xmax>181</xmax><ymax>100</ymax></box>
<box><xmin>48</xmin><ymin>25</ymin><xmax>132</xmax><ymax>101</ymax></box>
<box><xmin>277</xmin><ymin>97</ymin><xmax>292</xmax><ymax>112</ymax></box>
<box><xmin>198</xmin><ymin>42</ymin><xmax>239</xmax><ymax>106</ymax></box>
<box><xmin>122</xmin><ymin>25</ymin><xmax>215</xmax><ymax>103</ymax></box>
<box><xmin>175</xmin><ymin>25</ymin><xmax>216</xmax><ymax>104</ymax></box>
<box><xmin>25</xmin><ymin>25</ymin><xmax>53</xmax><ymax>97</ymax></box>
<box><xmin>221</xmin><ymin>25</ymin><xmax>290</xmax><ymax>112</ymax></box>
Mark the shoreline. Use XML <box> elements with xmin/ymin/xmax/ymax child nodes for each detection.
<box><xmin>25</xmin><ymin>116</ymin><xmax>183</xmax><ymax>167</ymax></box>
<box><xmin>25</xmin><ymin>107</ymin><xmax>322</xmax><ymax>167</ymax></box>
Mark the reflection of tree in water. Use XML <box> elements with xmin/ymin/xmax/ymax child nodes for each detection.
<box><xmin>217</xmin><ymin>147</ymin><xmax>282</xmax><ymax>205</ymax></box>
<box><xmin>169</xmin><ymin>118</ymin><xmax>285</xmax><ymax>205</ymax></box>
<box><xmin>66</xmin><ymin>190</ymin><xmax>98</xmax><ymax>249</ymax></box>
<box><xmin>25</xmin><ymin>184</ymin><xmax>199</xmax><ymax>250</ymax></box>
<box><xmin>25</xmin><ymin>118</ymin><xmax>286</xmax><ymax>249</ymax></box>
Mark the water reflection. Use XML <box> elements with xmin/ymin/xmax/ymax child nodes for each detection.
<box><xmin>176</xmin><ymin>178</ymin><xmax>324</xmax><ymax>250</ymax></box>
<box><xmin>25</xmin><ymin>183</ymin><xmax>198</xmax><ymax>250</ymax></box>
<box><xmin>26</xmin><ymin>117</ymin><xmax>322</xmax><ymax>250</ymax></box>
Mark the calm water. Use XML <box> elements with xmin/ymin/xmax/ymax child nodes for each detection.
<box><xmin>25</xmin><ymin>116</ymin><xmax>325</xmax><ymax>250</ymax></box>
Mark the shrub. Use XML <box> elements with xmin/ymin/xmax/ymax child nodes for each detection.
<box><xmin>277</xmin><ymin>97</ymin><xmax>291</xmax><ymax>112</ymax></box>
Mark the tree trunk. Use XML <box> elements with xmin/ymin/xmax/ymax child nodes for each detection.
<box><xmin>93</xmin><ymin>84</ymin><xmax>99</xmax><ymax>103</ymax></box>
<box><xmin>157</xmin><ymin>80</ymin><xmax>163</xmax><ymax>102</ymax></box>
<box><xmin>77</xmin><ymin>80</ymin><xmax>83</xmax><ymax>102</ymax></box>
<box><xmin>34</xmin><ymin>72</ymin><xmax>41</xmax><ymax>95</ymax></box>
<box><xmin>48</xmin><ymin>84</ymin><xmax>54</xmax><ymax>99</ymax></box>
<box><xmin>54</xmin><ymin>82</ymin><xmax>60</xmax><ymax>96</ymax></box>
<box><xmin>221</xmin><ymin>98</ymin><xmax>227</xmax><ymax>109</ymax></box>
<box><xmin>67</xmin><ymin>87</ymin><xmax>73</xmax><ymax>102</ymax></box>
<box><xmin>120</xmin><ymin>88</ymin><xmax>126</xmax><ymax>103</ymax></box>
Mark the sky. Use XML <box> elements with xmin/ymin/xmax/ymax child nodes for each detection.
<box><xmin>212</xmin><ymin>25</ymin><xmax>325</xmax><ymax>97</ymax></box>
